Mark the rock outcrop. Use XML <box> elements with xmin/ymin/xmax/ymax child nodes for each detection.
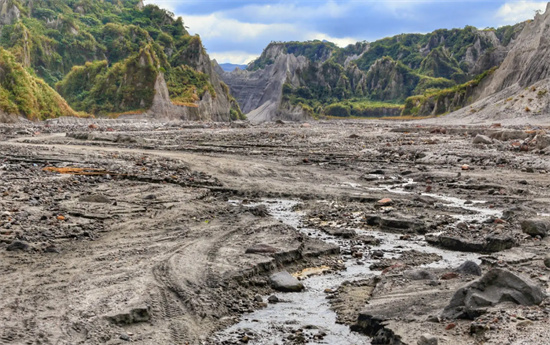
<box><xmin>0</xmin><ymin>0</ymin><xmax>21</xmax><ymax>25</ymax></box>
<box><xmin>217</xmin><ymin>46</ymin><xmax>311</xmax><ymax>123</ymax></box>
<box><xmin>442</xmin><ymin>269</ymin><xmax>545</xmax><ymax>319</ymax></box>
<box><xmin>442</xmin><ymin>3</ymin><xmax>550</xmax><ymax>122</ymax></box>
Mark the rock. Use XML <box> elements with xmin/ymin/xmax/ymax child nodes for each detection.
<box><xmin>79</xmin><ymin>194</ymin><xmax>111</xmax><ymax>203</ymax></box>
<box><xmin>544</xmin><ymin>256</ymin><xmax>550</xmax><ymax>268</ymax></box>
<box><xmin>536</xmin><ymin>135</ymin><xmax>550</xmax><ymax>149</ymax></box>
<box><xmin>106</xmin><ymin>306</ymin><xmax>151</xmax><ymax>325</ymax></box>
<box><xmin>472</xmin><ymin>134</ymin><xmax>492</xmax><ymax>144</ymax></box>
<box><xmin>461</xmin><ymin>164</ymin><xmax>470</xmax><ymax>171</ymax></box>
<box><xmin>418</xmin><ymin>334</ymin><xmax>438</xmax><ymax>345</ymax></box>
<box><xmin>426</xmin><ymin>233</ymin><xmax>514</xmax><ymax>253</ymax></box>
<box><xmin>245</xmin><ymin>244</ymin><xmax>279</xmax><ymax>254</ymax></box>
<box><xmin>253</xmin><ymin>295</ymin><xmax>263</xmax><ymax>303</ymax></box>
<box><xmin>267</xmin><ymin>295</ymin><xmax>279</xmax><ymax>303</ymax></box>
<box><xmin>456</xmin><ymin>261</ymin><xmax>482</xmax><ymax>276</ymax></box>
<box><xmin>376</xmin><ymin>198</ymin><xmax>394</xmax><ymax>207</ymax></box>
<box><xmin>6</xmin><ymin>240</ymin><xmax>30</xmax><ymax>251</ymax></box>
<box><xmin>521</xmin><ymin>218</ymin><xmax>550</xmax><ymax>237</ymax></box>
<box><xmin>269</xmin><ymin>271</ymin><xmax>304</xmax><ymax>292</ymax></box>
<box><xmin>119</xmin><ymin>334</ymin><xmax>130</xmax><ymax>341</ymax></box>
<box><xmin>404</xmin><ymin>269</ymin><xmax>437</xmax><ymax>281</ymax></box>
<box><xmin>442</xmin><ymin>269</ymin><xmax>545</xmax><ymax>319</ymax></box>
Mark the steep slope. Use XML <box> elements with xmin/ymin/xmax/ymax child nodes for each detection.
<box><xmin>0</xmin><ymin>47</ymin><xmax>77</xmax><ymax>122</ymax></box>
<box><xmin>220</xmin><ymin>24</ymin><xmax>523</xmax><ymax>122</ymax></box>
<box><xmin>429</xmin><ymin>3</ymin><xmax>550</xmax><ymax>122</ymax></box>
<box><xmin>0</xmin><ymin>0</ymin><xmax>240</xmax><ymax>121</ymax></box>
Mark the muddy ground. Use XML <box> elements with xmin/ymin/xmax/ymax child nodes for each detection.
<box><xmin>0</xmin><ymin>119</ymin><xmax>549</xmax><ymax>345</ymax></box>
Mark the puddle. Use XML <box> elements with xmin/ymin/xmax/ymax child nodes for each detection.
<box><xmin>213</xmin><ymin>198</ymin><xmax>486</xmax><ymax>344</ymax></box>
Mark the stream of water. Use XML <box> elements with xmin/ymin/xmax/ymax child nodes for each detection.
<box><xmin>212</xmin><ymin>180</ymin><xmax>503</xmax><ymax>344</ymax></box>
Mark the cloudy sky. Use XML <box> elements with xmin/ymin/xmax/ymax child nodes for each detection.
<box><xmin>146</xmin><ymin>1</ymin><xmax>548</xmax><ymax>64</ymax></box>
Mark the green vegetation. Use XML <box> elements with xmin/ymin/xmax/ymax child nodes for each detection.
<box><xmin>324</xmin><ymin>100</ymin><xmax>403</xmax><ymax>118</ymax></box>
<box><xmin>0</xmin><ymin>48</ymin><xmax>77</xmax><ymax>120</ymax></box>
<box><xmin>248</xmin><ymin>40</ymin><xmax>338</xmax><ymax>71</ymax></box>
<box><xmin>0</xmin><ymin>0</ymin><xmax>228</xmax><ymax>118</ymax></box>
<box><xmin>402</xmin><ymin>67</ymin><xmax>497</xmax><ymax>116</ymax></box>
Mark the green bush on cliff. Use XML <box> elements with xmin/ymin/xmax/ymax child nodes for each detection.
<box><xmin>402</xmin><ymin>67</ymin><xmax>497</xmax><ymax>116</ymax></box>
<box><xmin>0</xmin><ymin>48</ymin><xmax>77</xmax><ymax>120</ymax></box>
<box><xmin>166</xmin><ymin>65</ymin><xmax>216</xmax><ymax>106</ymax></box>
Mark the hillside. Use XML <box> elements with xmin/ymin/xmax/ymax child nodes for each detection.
<box><xmin>411</xmin><ymin>3</ymin><xmax>550</xmax><ymax>122</ymax></box>
<box><xmin>0</xmin><ymin>0</ymin><xmax>242</xmax><ymax>121</ymax></box>
<box><xmin>219</xmin><ymin>24</ymin><xmax>524</xmax><ymax>122</ymax></box>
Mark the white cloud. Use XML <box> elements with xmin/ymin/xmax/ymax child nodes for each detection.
<box><xmin>209</xmin><ymin>51</ymin><xmax>258</xmax><ymax>64</ymax></box>
<box><xmin>143</xmin><ymin>0</ymin><xmax>176</xmax><ymax>12</ymax></box>
<box><xmin>305</xmin><ymin>33</ymin><xmax>359</xmax><ymax>48</ymax></box>
<box><xmin>184</xmin><ymin>14</ymin><xmax>297</xmax><ymax>41</ymax></box>
<box><xmin>496</xmin><ymin>1</ymin><xmax>548</xmax><ymax>24</ymax></box>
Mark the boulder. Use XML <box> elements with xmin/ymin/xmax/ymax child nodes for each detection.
<box><xmin>472</xmin><ymin>134</ymin><xmax>492</xmax><ymax>145</ymax></box>
<box><xmin>426</xmin><ymin>233</ymin><xmax>514</xmax><ymax>253</ymax></box>
<box><xmin>456</xmin><ymin>261</ymin><xmax>482</xmax><ymax>276</ymax></box>
<box><xmin>544</xmin><ymin>256</ymin><xmax>550</xmax><ymax>268</ymax></box>
<box><xmin>442</xmin><ymin>269</ymin><xmax>545</xmax><ymax>319</ymax></box>
<box><xmin>418</xmin><ymin>334</ymin><xmax>438</xmax><ymax>345</ymax></box>
<box><xmin>269</xmin><ymin>271</ymin><xmax>304</xmax><ymax>292</ymax></box>
<box><xmin>536</xmin><ymin>134</ymin><xmax>550</xmax><ymax>149</ymax></box>
<box><xmin>6</xmin><ymin>241</ymin><xmax>30</xmax><ymax>251</ymax></box>
<box><xmin>521</xmin><ymin>218</ymin><xmax>550</xmax><ymax>237</ymax></box>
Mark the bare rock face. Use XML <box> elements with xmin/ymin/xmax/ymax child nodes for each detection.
<box><xmin>481</xmin><ymin>4</ymin><xmax>550</xmax><ymax>97</ymax></box>
<box><xmin>0</xmin><ymin>0</ymin><xmax>21</xmax><ymax>25</ymax></box>
<box><xmin>444</xmin><ymin>4</ymin><xmax>550</xmax><ymax>123</ymax></box>
<box><xmin>218</xmin><ymin>48</ymin><xmax>311</xmax><ymax>124</ymax></box>
<box><xmin>442</xmin><ymin>269</ymin><xmax>545</xmax><ymax>319</ymax></box>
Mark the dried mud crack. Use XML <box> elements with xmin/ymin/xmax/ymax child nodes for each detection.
<box><xmin>1</xmin><ymin>120</ymin><xmax>549</xmax><ymax>345</ymax></box>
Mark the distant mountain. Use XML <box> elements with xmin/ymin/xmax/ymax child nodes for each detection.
<box><xmin>219</xmin><ymin>22</ymin><xmax>525</xmax><ymax>123</ymax></box>
<box><xmin>218</xmin><ymin>63</ymin><xmax>248</xmax><ymax>72</ymax></box>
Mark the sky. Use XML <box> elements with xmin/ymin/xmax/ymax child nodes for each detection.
<box><xmin>145</xmin><ymin>1</ymin><xmax>549</xmax><ymax>64</ymax></box>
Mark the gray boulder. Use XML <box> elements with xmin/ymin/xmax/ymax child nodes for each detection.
<box><xmin>536</xmin><ymin>135</ymin><xmax>550</xmax><ymax>149</ymax></box>
<box><xmin>544</xmin><ymin>256</ymin><xmax>550</xmax><ymax>268</ymax></box>
<box><xmin>472</xmin><ymin>134</ymin><xmax>492</xmax><ymax>145</ymax></box>
<box><xmin>442</xmin><ymin>268</ymin><xmax>545</xmax><ymax>319</ymax></box>
<box><xmin>418</xmin><ymin>334</ymin><xmax>438</xmax><ymax>345</ymax></box>
<box><xmin>456</xmin><ymin>261</ymin><xmax>482</xmax><ymax>276</ymax></box>
<box><xmin>521</xmin><ymin>218</ymin><xmax>550</xmax><ymax>237</ymax></box>
<box><xmin>269</xmin><ymin>271</ymin><xmax>304</xmax><ymax>292</ymax></box>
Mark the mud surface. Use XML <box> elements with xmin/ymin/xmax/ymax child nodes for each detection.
<box><xmin>0</xmin><ymin>120</ymin><xmax>549</xmax><ymax>344</ymax></box>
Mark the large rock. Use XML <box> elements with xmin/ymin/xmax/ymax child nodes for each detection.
<box><xmin>426</xmin><ymin>233</ymin><xmax>514</xmax><ymax>253</ymax></box>
<box><xmin>521</xmin><ymin>218</ymin><xmax>550</xmax><ymax>237</ymax></box>
<box><xmin>269</xmin><ymin>271</ymin><xmax>304</xmax><ymax>292</ymax></box>
<box><xmin>442</xmin><ymin>269</ymin><xmax>545</xmax><ymax>319</ymax></box>
<box><xmin>472</xmin><ymin>134</ymin><xmax>492</xmax><ymax>144</ymax></box>
<box><xmin>455</xmin><ymin>261</ymin><xmax>482</xmax><ymax>276</ymax></box>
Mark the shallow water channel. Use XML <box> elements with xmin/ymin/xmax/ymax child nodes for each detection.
<box><xmin>212</xmin><ymin>185</ymin><xmax>502</xmax><ymax>344</ymax></box>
